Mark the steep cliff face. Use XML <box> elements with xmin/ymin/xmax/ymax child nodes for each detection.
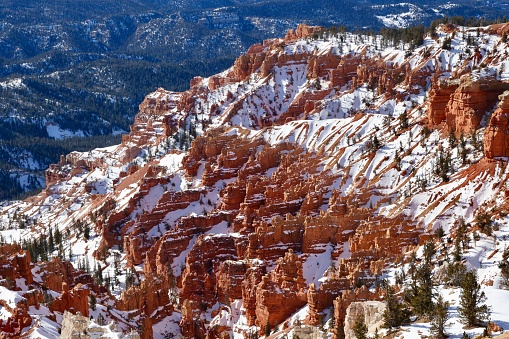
<box><xmin>427</xmin><ymin>76</ymin><xmax>509</xmax><ymax>134</ymax></box>
<box><xmin>3</xmin><ymin>23</ymin><xmax>509</xmax><ymax>338</ymax></box>
<box><xmin>485</xmin><ymin>91</ymin><xmax>509</xmax><ymax>158</ymax></box>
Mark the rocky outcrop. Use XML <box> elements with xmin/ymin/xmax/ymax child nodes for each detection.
<box><xmin>0</xmin><ymin>244</ymin><xmax>33</xmax><ymax>286</ymax></box>
<box><xmin>485</xmin><ymin>91</ymin><xmax>509</xmax><ymax>158</ymax></box>
<box><xmin>49</xmin><ymin>282</ymin><xmax>90</xmax><ymax>318</ymax></box>
<box><xmin>60</xmin><ymin>311</ymin><xmax>91</xmax><ymax>339</ymax></box>
<box><xmin>180</xmin><ymin>235</ymin><xmax>238</xmax><ymax>309</ymax></box>
<box><xmin>118</xmin><ymin>273</ymin><xmax>173</xmax><ymax>322</ymax></box>
<box><xmin>254</xmin><ymin>250</ymin><xmax>307</xmax><ymax>332</ymax></box>
<box><xmin>445</xmin><ymin>76</ymin><xmax>509</xmax><ymax>134</ymax></box>
<box><xmin>60</xmin><ymin>310</ymin><xmax>141</xmax><ymax>339</ymax></box>
<box><xmin>285</xmin><ymin>24</ymin><xmax>325</xmax><ymax>42</ymax></box>
<box><xmin>13</xmin><ymin>22</ymin><xmax>509</xmax><ymax>339</ymax></box>
<box><xmin>428</xmin><ymin>75</ymin><xmax>509</xmax><ymax>133</ymax></box>
<box><xmin>0</xmin><ymin>307</ymin><xmax>33</xmax><ymax>338</ymax></box>
<box><xmin>241</xmin><ymin>261</ymin><xmax>266</xmax><ymax>326</ymax></box>
<box><xmin>332</xmin><ymin>287</ymin><xmax>382</xmax><ymax>339</ymax></box>
<box><xmin>427</xmin><ymin>78</ymin><xmax>460</xmax><ymax>125</ymax></box>
<box><xmin>343</xmin><ymin>301</ymin><xmax>386</xmax><ymax>339</ymax></box>
<box><xmin>216</xmin><ymin>260</ymin><xmax>247</xmax><ymax>304</ymax></box>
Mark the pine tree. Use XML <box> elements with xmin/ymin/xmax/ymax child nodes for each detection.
<box><xmin>97</xmin><ymin>313</ymin><xmax>105</xmax><ymax>326</ymax></box>
<box><xmin>399</xmin><ymin>110</ymin><xmax>409</xmax><ymax>130</ymax></box>
<box><xmin>84</xmin><ymin>223</ymin><xmax>90</xmax><ymax>240</ymax></box>
<box><xmin>458</xmin><ymin>271</ymin><xmax>490</xmax><ymax>327</ymax></box>
<box><xmin>353</xmin><ymin>315</ymin><xmax>368</xmax><ymax>339</ymax></box>
<box><xmin>444</xmin><ymin>261</ymin><xmax>467</xmax><ymax>287</ymax></box>
<box><xmin>394</xmin><ymin>151</ymin><xmax>402</xmax><ymax>170</ymax></box>
<box><xmin>430</xmin><ymin>294</ymin><xmax>449</xmax><ymax>339</ymax></box>
<box><xmin>90</xmin><ymin>293</ymin><xmax>97</xmax><ymax>311</ymax></box>
<box><xmin>382</xmin><ymin>284</ymin><xmax>411</xmax><ymax>329</ymax></box>
<box><xmin>48</xmin><ymin>226</ymin><xmax>55</xmax><ymax>252</ymax></box>
<box><xmin>434</xmin><ymin>226</ymin><xmax>445</xmax><ymax>240</ymax></box>
<box><xmin>264</xmin><ymin>322</ymin><xmax>271</xmax><ymax>336</ymax></box>
<box><xmin>54</xmin><ymin>227</ymin><xmax>62</xmax><ymax>244</ymax></box>
<box><xmin>476</xmin><ymin>210</ymin><xmax>492</xmax><ymax>236</ymax></box>
<box><xmin>457</xmin><ymin>217</ymin><xmax>469</xmax><ymax>250</ymax></box>
<box><xmin>442</xmin><ymin>37</ymin><xmax>452</xmax><ymax>50</ymax></box>
<box><xmin>459</xmin><ymin>133</ymin><xmax>468</xmax><ymax>165</ymax></box>
<box><xmin>499</xmin><ymin>247</ymin><xmax>509</xmax><ymax>289</ymax></box>
<box><xmin>407</xmin><ymin>263</ymin><xmax>434</xmax><ymax>319</ymax></box>
<box><xmin>453</xmin><ymin>238</ymin><xmax>462</xmax><ymax>262</ymax></box>
<box><xmin>423</xmin><ymin>241</ymin><xmax>436</xmax><ymax>266</ymax></box>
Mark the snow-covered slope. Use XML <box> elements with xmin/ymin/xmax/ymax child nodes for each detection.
<box><xmin>2</xmin><ymin>22</ymin><xmax>509</xmax><ymax>338</ymax></box>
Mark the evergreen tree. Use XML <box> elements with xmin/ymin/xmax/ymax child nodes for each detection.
<box><xmin>459</xmin><ymin>133</ymin><xmax>468</xmax><ymax>165</ymax></box>
<box><xmin>453</xmin><ymin>238</ymin><xmax>462</xmax><ymax>262</ymax></box>
<box><xmin>84</xmin><ymin>223</ymin><xmax>91</xmax><ymax>240</ymax></box>
<box><xmin>382</xmin><ymin>283</ymin><xmax>411</xmax><ymax>329</ymax></box>
<box><xmin>434</xmin><ymin>149</ymin><xmax>452</xmax><ymax>182</ymax></box>
<box><xmin>394</xmin><ymin>151</ymin><xmax>402</xmax><ymax>170</ymax></box>
<box><xmin>48</xmin><ymin>227</ymin><xmax>55</xmax><ymax>252</ymax></box>
<box><xmin>430</xmin><ymin>294</ymin><xmax>449</xmax><ymax>339</ymax></box>
<box><xmin>264</xmin><ymin>322</ymin><xmax>271</xmax><ymax>336</ymax></box>
<box><xmin>434</xmin><ymin>226</ymin><xmax>445</xmax><ymax>240</ymax></box>
<box><xmin>399</xmin><ymin>110</ymin><xmax>409</xmax><ymax>130</ymax></box>
<box><xmin>94</xmin><ymin>262</ymin><xmax>103</xmax><ymax>285</ymax></box>
<box><xmin>423</xmin><ymin>241</ymin><xmax>436</xmax><ymax>266</ymax></box>
<box><xmin>353</xmin><ymin>315</ymin><xmax>368</xmax><ymax>339</ymax></box>
<box><xmin>498</xmin><ymin>247</ymin><xmax>509</xmax><ymax>289</ymax></box>
<box><xmin>444</xmin><ymin>262</ymin><xmax>467</xmax><ymax>287</ymax></box>
<box><xmin>458</xmin><ymin>271</ymin><xmax>490</xmax><ymax>327</ymax></box>
<box><xmin>90</xmin><ymin>293</ymin><xmax>97</xmax><ymax>311</ymax></box>
<box><xmin>97</xmin><ymin>313</ymin><xmax>105</xmax><ymax>326</ymax></box>
<box><xmin>407</xmin><ymin>263</ymin><xmax>434</xmax><ymax>319</ymax></box>
<box><xmin>442</xmin><ymin>37</ymin><xmax>452</xmax><ymax>50</ymax></box>
<box><xmin>457</xmin><ymin>218</ymin><xmax>469</xmax><ymax>250</ymax></box>
<box><xmin>54</xmin><ymin>227</ymin><xmax>62</xmax><ymax>244</ymax></box>
<box><xmin>476</xmin><ymin>210</ymin><xmax>492</xmax><ymax>236</ymax></box>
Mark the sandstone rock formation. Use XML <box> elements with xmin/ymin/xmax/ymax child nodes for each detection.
<box><xmin>285</xmin><ymin>24</ymin><xmax>325</xmax><ymax>42</ymax></box>
<box><xmin>428</xmin><ymin>75</ymin><xmax>509</xmax><ymax>134</ymax></box>
<box><xmin>60</xmin><ymin>310</ymin><xmax>141</xmax><ymax>339</ymax></box>
<box><xmin>343</xmin><ymin>301</ymin><xmax>386</xmax><ymax>339</ymax></box>
<box><xmin>485</xmin><ymin>91</ymin><xmax>509</xmax><ymax>158</ymax></box>
<box><xmin>255</xmin><ymin>250</ymin><xmax>307</xmax><ymax>332</ymax></box>
<box><xmin>0</xmin><ymin>244</ymin><xmax>33</xmax><ymax>285</ymax></box>
<box><xmin>50</xmin><ymin>283</ymin><xmax>90</xmax><ymax>318</ymax></box>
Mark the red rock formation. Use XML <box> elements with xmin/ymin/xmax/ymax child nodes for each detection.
<box><xmin>179</xmin><ymin>234</ymin><xmax>238</xmax><ymax>309</ymax></box>
<box><xmin>50</xmin><ymin>282</ymin><xmax>90</xmax><ymax>318</ymax></box>
<box><xmin>0</xmin><ymin>307</ymin><xmax>32</xmax><ymax>337</ymax></box>
<box><xmin>332</xmin><ymin>286</ymin><xmax>382</xmax><ymax>339</ymax></box>
<box><xmin>445</xmin><ymin>76</ymin><xmax>509</xmax><ymax>134</ymax></box>
<box><xmin>118</xmin><ymin>273</ymin><xmax>173</xmax><ymax>323</ymax></box>
<box><xmin>0</xmin><ymin>249</ymin><xmax>41</xmax><ymax>338</ymax></box>
<box><xmin>427</xmin><ymin>79</ymin><xmax>459</xmax><ymax>125</ymax></box>
<box><xmin>0</xmin><ymin>244</ymin><xmax>33</xmax><ymax>286</ymax></box>
<box><xmin>22</xmin><ymin>23</ymin><xmax>495</xmax><ymax>339</ymax></box>
<box><xmin>242</xmin><ymin>262</ymin><xmax>266</xmax><ymax>326</ymax></box>
<box><xmin>428</xmin><ymin>76</ymin><xmax>509</xmax><ymax>133</ymax></box>
<box><xmin>144</xmin><ymin>212</ymin><xmax>229</xmax><ymax>277</ymax></box>
<box><xmin>485</xmin><ymin>91</ymin><xmax>509</xmax><ymax>158</ymax></box>
<box><xmin>216</xmin><ymin>260</ymin><xmax>247</xmax><ymax>304</ymax></box>
<box><xmin>254</xmin><ymin>250</ymin><xmax>307</xmax><ymax>332</ymax></box>
<box><xmin>284</xmin><ymin>24</ymin><xmax>325</xmax><ymax>42</ymax></box>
